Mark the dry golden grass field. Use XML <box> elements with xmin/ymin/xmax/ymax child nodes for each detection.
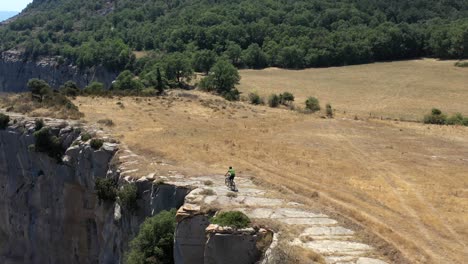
<box><xmin>75</xmin><ymin>60</ymin><xmax>467</xmax><ymax>264</ymax></box>
<box><xmin>238</xmin><ymin>59</ymin><xmax>468</xmax><ymax>120</ymax></box>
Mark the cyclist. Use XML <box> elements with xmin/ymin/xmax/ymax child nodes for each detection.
<box><xmin>225</xmin><ymin>166</ymin><xmax>236</xmax><ymax>186</ymax></box>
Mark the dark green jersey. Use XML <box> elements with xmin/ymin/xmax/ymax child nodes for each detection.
<box><xmin>228</xmin><ymin>168</ymin><xmax>235</xmax><ymax>177</ymax></box>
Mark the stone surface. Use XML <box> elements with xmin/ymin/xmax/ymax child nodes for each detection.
<box><xmin>174</xmin><ymin>215</ymin><xmax>210</xmax><ymax>264</ymax></box>
<box><xmin>204</xmin><ymin>233</ymin><xmax>262</xmax><ymax>264</ymax></box>
<box><xmin>0</xmin><ymin>118</ymin><xmax>189</xmax><ymax>264</ymax></box>
<box><xmin>0</xmin><ymin>50</ymin><xmax>118</xmax><ymax>92</ymax></box>
<box><xmin>357</xmin><ymin>257</ymin><xmax>389</xmax><ymax>264</ymax></box>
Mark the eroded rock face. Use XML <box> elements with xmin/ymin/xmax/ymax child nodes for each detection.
<box><xmin>0</xmin><ymin>50</ymin><xmax>117</xmax><ymax>92</ymax></box>
<box><xmin>0</xmin><ymin>118</ymin><xmax>188</xmax><ymax>264</ymax></box>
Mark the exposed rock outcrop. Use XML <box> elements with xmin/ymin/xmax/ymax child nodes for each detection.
<box><xmin>0</xmin><ymin>50</ymin><xmax>118</xmax><ymax>92</ymax></box>
<box><xmin>0</xmin><ymin>116</ymin><xmax>189</xmax><ymax>264</ymax></box>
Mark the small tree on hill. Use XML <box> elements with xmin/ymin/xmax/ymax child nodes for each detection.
<box><xmin>156</xmin><ymin>67</ymin><xmax>164</xmax><ymax>94</ymax></box>
<box><xmin>268</xmin><ymin>94</ymin><xmax>280</xmax><ymax>108</ymax></box>
<box><xmin>326</xmin><ymin>103</ymin><xmax>334</xmax><ymax>118</ymax></box>
<box><xmin>28</xmin><ymin>78</ymin><xmax>52</xmax><ymax>102</ymax></box>
<box><xmin>199</xmin><ymin>59</ymin><xmax>240</xmax><ymax>100</ymax></box>
<box><xmin>423</xmin><ymin>108</ymin><xmax>447</xmax><ymax>125</ymax></box>
<box><xmin>280</xmin><ymin>92</ymin><xmax>295</xmax><ymax>105</ymax></box>
<box><xmin>305</xmin><ymin>97</ymin><xmax>320</xmax><ymax>112</ymax></box>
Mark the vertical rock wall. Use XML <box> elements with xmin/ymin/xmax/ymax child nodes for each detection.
<box><xmin>0</xmin><ymin>51</ymin><xmax>118</xmax><ymax>92</ymax></box>
<box><xmin>0</xmin><ymin>118</ymin><xmax>189</xmax><ymax>264</ymax></box>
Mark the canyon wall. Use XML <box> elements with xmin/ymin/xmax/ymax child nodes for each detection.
<box><xmin>0</xmin><ymin>51</ymin><xmax>117</xmax><ymax>92</ymax></box>
<box><xmin>0</xmin><ymin>117</ymin><xmax>188</xmax><ymax>264</ymax></box>
<box><xmin>0</xmin><ymin>116</ymin><xmax>272</xmax><ymax>264</ymax></box>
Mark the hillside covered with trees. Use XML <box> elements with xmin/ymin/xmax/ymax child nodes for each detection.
<box><xmin>0</xmin><ymin>0</ymin><xmax>467</xmax><ymax>89</ymax></box>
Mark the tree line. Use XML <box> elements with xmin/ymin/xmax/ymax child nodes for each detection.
<box><xmin>0</xmin><ymin>0</ymin><xmax>466</xmax><ymax>74</ymax></box>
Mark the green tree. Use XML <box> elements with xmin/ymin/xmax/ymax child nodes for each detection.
<box><xmin>125</xmin><ymin>209</ymin><xmax>176</xmax><ymax>264</ymax></box>
<box><xmin>241</xmin><ymin>43</ymin><xmax>268</xmax><ymax>69</ymax></box>
<box><xmin>200</xmin><ymin>59</ymin><xmax>240</xmax><ymax>94</ymax></box>
<box><xmin>162</xmin><ymin>52</ymin><xmax>193</xmax><ymax>85</ymax></box>
<box><xmin>305</xmin><ymin>97</ymin><xmax>321</xmax><ymax>112</ymax></box>
<box><xmin>113</xmin><ymin>70</ymin><xmax>144</xmax><ymax>90</ymax></box>
<box><xmin>279</xmin><ymin>92</ymin><xmax>295</xmax><ymax>105</ymax></box>
<box><xmin>27</xmin><ymin>78</ymin><xmax>52</xmax><ymax>102</ymax></box>
<box><xmin>193</xmin><ymin>49</ymin><xmax>217</xmax><ymax>74</ymax></box>
<box><xmin>155</xmin><ymin>67</ymin><xmax>164</xmax><ymax>94</ymax></box>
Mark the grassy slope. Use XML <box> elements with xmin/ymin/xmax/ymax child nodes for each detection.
<box><xmin>238</xmin><ymin>59</ymin><xmax>468</xmax><ymax>120</ymax></box>
<box><xmin>76</xmin><ymin>60</ymin><xmax>468</xmax><ymax>263</ymax></box>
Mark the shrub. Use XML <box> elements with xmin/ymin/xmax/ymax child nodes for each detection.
<box><xmin>125</xmin><ymin>209</ymin><xmax>176</xmax><ymax>264</ymax></box>
<box><xmin>446</xmin><ymin>113</ymin><xmax>464</xmax><ymax>125</ymax></box>
<box><xmin>204</xmin><ymin>180</ymin><xmax>213</xmax><ymax>186</ymax></box>
<box><xmin>83</xmin><ymin>82</ymin><xmax>105</xmax><ymax>95</ymax></box>
<box><xmin>279</xmin><ymin>92</ymin><xmax>294</xmax><ymax>105</ymax></box>
<box><xmin>35</xmin><ymin>119</ymin><xmax>44</xmax><ymax>130</ymax></box>
<box><xmin>33</xmin><ymin>127</ymin><xmax>64</xmax><ymax>161</ymax></box>
<box><xmin>268</xmin><ymin>94</ymin><xmax>280</xmax><ymax>108</ymax></box>
<box><xmin>211</xmin><ymin>211</ymin><xmax>250</xmax><ymax>229</ymax></box>
<box><xmin>81</xmin><ymin>133</ymin><xmax>92</xmax><ymax>142</ymax></box>
<box><xmin>326</xmin><ymin>103</ymin><xmax>334</xmax><ymax>118</ymax></box>
<box><xmin>60</xmin><ymin>81</ymin><xmax>80</xmax><ymax>97</ymax></box>
<box><xmin>222</xmin><ymin>88</ymin><xmax>240</xmax><ymax>101</ymax></box>
<box><xmin>226</xmin><ymin>192</ymin><xmax>238</xmax><ymax>198</ymax></box>
<box><xmin>305</xmin><ymin>97</ymin><xmax>320</xmax><ymax>112</ymax></box>
<box><xmin>455</xmin><ymin>61</ymin><xmax>468</xmax><ymax>67</ymax></box>
<box><xmin>97</xmin><ymin>119</ymin><xmax>114</xmax><ymax>126</ymax></box>
<box><xmin>95</xmin><ymin>178</ymin><xmax>117</xmax><ymax>201</ymax></box>
<box><xmin>90</xmin><ymin>138</ymin><xmax>104</xmax><ymax>150</ymax></box>
<box><xmin>248</xmin><ymin>92</ymin><xmax>263</xmax><ymax>105</ymax></box>
<box><xmin>199</xmin><ymin>189</ymin><xmax>215</xmax><ymax>196</ymax></box>
<box><xmin>118</xmin><ymin>184</ymin><xmax>138</xmax><ymax>211</ymax></box>
<box><xmin>423</xmin><ymin>108</ymin><xmax>447</xmax><ymax>125</ymax></box>
<box><xmin>0</xmin><ymin>113</ymin><xmax>10</xmax><ymax>129</ymax></box>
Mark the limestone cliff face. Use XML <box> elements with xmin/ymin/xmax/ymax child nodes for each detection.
<box><xmin>0</xmin><ymin>117</ymin><xmax>189</xmax><ymax>264</ymax></box>
<box><xmin>0</xmin><ymin>51</ymin><xmax>117</xmax><ymax>92</ymax></box>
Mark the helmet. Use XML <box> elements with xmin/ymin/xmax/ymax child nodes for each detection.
<box><xmin>229</xmin><ymin>166</ymin><xmax>232</xmax><ymax>169</ymax></box>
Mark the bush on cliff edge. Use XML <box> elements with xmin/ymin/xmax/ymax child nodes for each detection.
<box><xmin>125</xmin><ymin>209</ymin><xmax>176</xmax><ymax>264</ymax></box>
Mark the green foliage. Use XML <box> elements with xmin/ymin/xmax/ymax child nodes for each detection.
<box><xmin>305</xmin><ymin>97</ymin><xmax>321</xmax><ymax>112</ymax></box>
<box><xmin>200</xmin><ymin>60</ymin><xmax>240</xmax><ymax>99</ymax></box>
<box><xmin>0</xmin><ymin>113</ymin><xmax>10</xmax><ymax>130</ymax></box>
<box><xmin>1</xmin><ymin>0</ymin><xmax>467</xmax><ymax>72</ymax></box>
<box><xmin>455</xmin><ymin>61</ymin><xmax>468</xmax><ymax>67</ymax></box>
<box><xmin>222</xmin><ymin>88</ymin><xmax>240</xmax><ymax>101</ymax></box>
<box><xmin>35</xmin><ymin>119</ymin><xmax>44</xmax><ymax>130</ymax></box>
<box><xmin>268</xmin><ymin>94</ymin><xmax>280</xmax><ymax>108</ymax></box>
<box><xmin>118</xmin><ymin>184</ymin><xmax>138</xmax><ymax>212</ymax></box>
<box><xmin>95</xmin><ymin>178</ymin><xmax>117</xmax><ymax>202</ymax></box>
<box><xmin>81</xmin><ymin>133</ymin><xmax>92</xmax><ymax>142</ymax></box>
<box><xmin>27</xmin><ymin>79</ymin><xmax>52</xmax><ymax>101</ymax></box>
<box><xmin>248</xmin><ymin>92</ymin><xmax>263</xmax><ymax>105</ymax></box>
<box><xmin>113</xmin><ymin>70</ymin><xmax>144</xmax><ymax>90</ymax></box>
<box><xmin>211</xmin><ymin>211</ymin><xmax>251</xmax><ymax>229</ymax></box>
<box><xmin>125</xmin><ymin>209</ymin><xmax>176</xmax><ymax>264</ymax></box>
<box><xmin>193</xmin><ymin>50</ymin><xmax>217</xmax><ymax>74</ymax></box>
<box><xmin>83</xmin><ymin>82</ymin><xmax>105</xmax><ymax>95</ymax></box>
<box><xmin>33</xmin><ymin>127</ymin><xmax>64</xmax><ymax>161</ymax></box>
<box><xmin>59</xmin><ymin>81</ymin><xmax>80</xmax><ymax>97</ymax></box>
<box><xmin>279</xmin><ymin>92</ymin><xmax>295</xmax><ymax>105</ymax></box>
<box><xmin>242</xmin><ymin>44</ymin><xmax>268</xmax><ymax>69</ymax></box>
<box><xmin>446</xmin><ymin>113</ymin><xmax>464</xmax><ymax>125</ymax></box>
<box><xmin>423</xmin><ymin>108</ymin><xmax>447</xmax><ymax>125</ymax></box>
<box><xmin>326</xmin><ymin>104</ymin><xmax>334</xmax><ymax>118</ymax></box>
<box><xmin>160</xmin><ymin>52</ymin><xmax>193</xmax><ymax>85</ymax></box>
<box><xmin>90</xmin><ymin>138</ymin><xmax>104</xmax><ymax>150</ymax></box>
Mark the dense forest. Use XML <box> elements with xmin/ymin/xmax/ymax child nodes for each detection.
<box><xmin>0</xmin><ymin>0</ymin><xmax>467</xmax><ymax>84</ymax></box>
